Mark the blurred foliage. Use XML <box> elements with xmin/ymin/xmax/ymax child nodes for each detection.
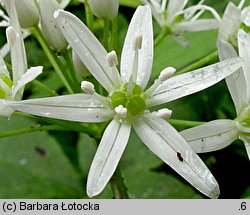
<box><xmin>0</xmin><ymin>0</ymin><xmax>249</xmax><ymax>199</ymax></box>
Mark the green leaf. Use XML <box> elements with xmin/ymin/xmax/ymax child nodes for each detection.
<box><xmin>152</xmin><ymin>30</ymin><xmax>218</xmax><ymax>81</ymax></box>
<box><xmin>0</xmin><ymin>115</ymin><xmax>84</xmax><ymax>198</ymax></box>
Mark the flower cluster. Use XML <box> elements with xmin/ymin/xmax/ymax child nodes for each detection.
<box><xmin>0</xmin><ymin>0</ymin><xmax>249</xmax><ymax>199</ymax></box>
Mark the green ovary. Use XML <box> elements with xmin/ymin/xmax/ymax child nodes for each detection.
<box><xmin>111</xmin><ymin>83</ymin><xmax>146</xmax><ymax>116</ymax></box>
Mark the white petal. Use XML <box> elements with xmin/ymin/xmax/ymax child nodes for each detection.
<box><xmin>7</xmin><ymin>94</ymin><xmax>114</xmax><ymax>123</ymax></box>
<box><xmin>3</xmin><ymin>0</ymin><xmax>27</xmax><ymax>84</ymax></box>
<box><xmin>132</xmin><ymin>113</ymin><xmax>219</xmax><ymax>199</ymax></box>
<box><xmin>0</xmin><ymin>99</ymin><xmax>14</xmax><ymax>117</ymax></box>
<box><xmin>217</xmin><ymin>40</ymin><xmax>247</xmax><ymax>113</ymax></box>
<box><xmin>243</xmin><ymin>6</ymin><xmax>250</xmax><ymax>27</ymax></box>
<box><xmin>173</xmin><ymin>19</ymin><xmax>219</xmax><ymax>33</ymax></box>
<box><xmin>180</xmin><ymin>120</ymin><xmax>238</xmax><ymax>153</ymax></box>
<box><xmin>147</xmin><ymin>57</ymin><xmax>243</xmax><ymax>107</ymax></box>
<box><xmin>218</xmin><ymin>2</ymin><xmax>241</xmax><ymax>41</ymax></box>
<box><xmin>238</xmin><ymin>29</ymin><xmax>250</xmax><ymax>104</ymax></box>
<box><xmin>12</xmin><ymin>66</ymin><xmax>43</xmax><ymax>99</ymax></box>
<box><xmin>54</xmin><ymin>9</ymin><xmax>119</xmax><ymax>93</ymax></box>
<box><xmin>120</xmin><ymin>5</ymin><xmax>153</xmax><ymax>90</ymax></box>
<box><xmin>0</xmin><ymin>53</ymin><xmax>9</xmax><ymax>77</ymax></box>
<box><xmin>87</xmin><ymin>119</ymin><xmax>131</xmax><ymax>197</ymax></box>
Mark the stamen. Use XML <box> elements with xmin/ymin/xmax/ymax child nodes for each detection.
<box><xmin>6</xmin><ymin>26</ymin><xmax>18</xmax><ymax>46</ymax></box>
<box><xmin>106</xmin><ymin>50</ymin><xmax>120</xmax><ymax>85</ymax></box>
<box><xmin>127</xmin><ymin>75</ymin><xmax>134</xmax><ymax>96</ymax></box>
<box><xmin>115</xmin><ymin>105</ymin><xmax>127</xmax><ymax>118</ymax></box>
<box><xmin>81</xmin><ymin>81</ymin><xmax>95</xmax><ymax>95</ymax></box>
<box><xmin>157</xmin><ymin>108</ymin><xmax>172</xmax><ymax>119</ymax></box>
<box><xmin>145</xmin><ymin>67</ymin><xmax>176</xmax><ymax>95</ymax></box>
<box><xmin>131</xmin><ymin>34</ymin><xmax>142</xmax><ymax>83</ymax></box>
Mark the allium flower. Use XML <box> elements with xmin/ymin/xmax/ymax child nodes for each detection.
<box><xmin>39</xmin><ymin>0</ymin><xmax>68</xmax><ymax>51</ymax></box>
<box><xmin>14</xmin><ymin>0</ymin><xmax>40</xmax><ymax>29</ymax></box>
<box><xmin>0</xmin><ymin>0</ymin><xmax>42</xmax><ymax>116</ymax></box>
<box><xmin>88</xmin><ymin>0</ymin><xmax>119</xmax><ymax>19</ymax></box>
<box><xmin>140</xmin><ymin>0</ymin><xmax>221</xmax><ymax>34</ymax></box>
<box><xmin>7</xmin><ymin>6</ymin><xmax>243</xmax><ymax>198</ymax></box>
<box><xmin>218</xmin><ymin>0</ymin><xmax>250</xmax><ymax>47</ymax></box>
<box><xmin>181</xmin><ymin>30</ymin><xmax>250</xmax><ymax>160</ymax></box>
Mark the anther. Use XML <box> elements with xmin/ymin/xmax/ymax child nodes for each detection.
<box><xmin>158</xmin><ymin>67</ymin><xmax>176</xmax><ymax>82</ymax></box>
<box><xmin>6</xmin><ymin>26</ymin><xmax>17</xmax><ymax>46</ymax></box>
<box><xmin>145</xmin><ymin>66</ymin><xmax>176</xmax><ymax>95</ymax></box>
<box><xmin>115</xmin><ymin>105</ymin><xmax>127</xmax><ymax>118</ymax></box>
<box><xmin>156</xmin><ymin>108</ymin><xmax>172</xmax><ymax>119</ymax></box>
<box><xmin>81</xmin><ymin>81</ymin><xmax>95</xmax><ymax>95</ymax></box>
<box><xmin>133</xmin><ymin>33</ymin><xmax>143</xmax><ymax>50</ymax></box>
<box><xmin>106</xmin><ymin>50</ymin><xmax>118</xmax><ymax>67</ymax></box>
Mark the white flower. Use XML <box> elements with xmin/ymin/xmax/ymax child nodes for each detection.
<box><xmin>88</xmin><ymin>0</ymin><xmax>119</xmax><ymax>19</ymax></box>
<box><xmin>14</xmin><ymin>0</ymin><xmax>40</xmax><ymax>29</ymax></box>
<box><xmin>218</xmin><ymin>0</ymin><xmax>250</xmax><ymax>46</ymax></box>
<box><xmin>140</xmin><ymin>0</ymin><xmax>221</xmax><ymax>34</ymax></box>
<box><xmin>181</xmin><ymin>30</ymin><xmax>250</xmax><ymax>161</ymax></box>
<box><xmin>0</xmin><ymin>0</ymin><xmax>42</xmax><ymax>116</ymax></box>
<box><xmin>39</xmin><ymin>0</ymin><xmax>68</xmax><ymax>51</ymax></box>
<box><xmin>7</xmin><ymin>6</ymin><xmax>243</xmax><ymax>198</ymax></box>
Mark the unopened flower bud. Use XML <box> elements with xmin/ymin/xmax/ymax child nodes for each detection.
<box><xmin>88</xmin><ymin>0</ymin><xmax>119</xmax><ymax>19</ymax></box>
<box><xmin>39</xmin><ymin>0</ymin><xmax>68</xmax><ymax>51</ymax></box>
<box><xmin>15</xmin><ymin>0</ymin><xmax>39</xmax><ymax>28</ymax></box>
<box><xmin>72</xmin><ymin>51</ymin><xmax>91</xmax><ymax>77</ymax></box>
<box><xmin>81</xmin><ymin>81</ymin><xmax>95</xmax><ymax>95</ymax></box>
<box><xmin>158</xmin><ymin>67</ymin><xmax>176</xmax><ymax>82</ymax></box>
<box><xmin>157</xmin><ymin>108</ymin><xmax>172</xmax><ymax>119</ymax></box>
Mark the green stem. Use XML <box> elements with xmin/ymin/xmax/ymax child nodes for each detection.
<box><xmin>154</xmin><ymin>28</ymin><xmax>169</xmax><ymax>47</ymax></box>
<box><xmin>31</xmin><ymin>27</ymin><xmax>74</xmax><ymax>94</ymax></box>
<box><xmin>112</xmin><ymin>17</ymin><xmax>118</xmax><ymax>51</ymax></box>
<box><xmin>110</xmin><ymin>166</ymin><xmax>129</xmax><ymax>199</ymax></box>
<box><xmin>0</xmin><ymin>125</ymin><xmax>66</xmax><ymax>138</ymax></box>
<box><xmin>32</xmin><ymin>80</ymin><xmax>58</xmax><ymax>96</ymax></box>
<box><xmin>176</xmin><ymin>50</ymin><xmax>218</xmax><ymax>75</ymax></box>
<box><xmin>103</xmin><ymin>18</ymin><xmax>110</xmax><ymax>51</ymax></box>
<box><xmin>62</xmin><ymin>49</ymin><xmax>80</xmax><ymax>92</ymax></box>
<box><xmin>168</xmin><ymin>119</ymin><xmax>205</xmax><ymax>128</ymax></box>
<box><xmin>84</xmin><ymin>0</ymin><xmax>94</xmax><ymax>32</ymax></box>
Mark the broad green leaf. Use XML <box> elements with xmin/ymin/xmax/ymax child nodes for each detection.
<box><xmin>0</xmin><ymin>115</ymin><xmax>84</xmax><ymax>198</ymax></box>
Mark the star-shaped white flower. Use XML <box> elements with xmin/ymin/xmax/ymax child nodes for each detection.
<box><xmin>7</xmin><ymin>6</ymin><xmax>243</xmax><ymax>198</ymax></box>
<box><xmin>0</xmin><ymin>0</ymin><xmax>42</xmax><ymax>116</ymax></box>
<box><xmin>140</xmin><ymin>0</ymin><xmax>221</xmax><ymax>34</ymax></box>
<box><xmin>181</xmin><ymin>29</ymin><xmax>250</xmax><ymax>161</ymax></box>
<box><xmin>218</xmin><ymin>0</ymin><xmax>250</xmax><ymax>46</ymax></box>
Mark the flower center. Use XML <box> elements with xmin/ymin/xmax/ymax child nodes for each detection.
<box><xmin>111</xmin><ymin>83</ymin><xmax>146</xmax><ymax>116</ymax></box>
<box><xmin>0</xmin><ymin>74</ymin><xmax>13</xmax><ymax>99</ymax></box>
